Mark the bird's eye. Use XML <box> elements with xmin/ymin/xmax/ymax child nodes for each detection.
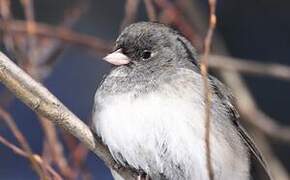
<box><xmin>141</xmin><ymin>50</ymin><xmax>151</xmax><ymax>60</ymax></box>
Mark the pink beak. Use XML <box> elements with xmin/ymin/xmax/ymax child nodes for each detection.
<box><xmin>103</xmin><ymin>49</ymin><xmax>130</xmax><ymax>65</ymax></box>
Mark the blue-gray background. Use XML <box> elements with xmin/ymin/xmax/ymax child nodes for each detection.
<box><xmin>1</xmin><ymin>0</ymin><xmax>290</xmax><ymax>179</ymax></box>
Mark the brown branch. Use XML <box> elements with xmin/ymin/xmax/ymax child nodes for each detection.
<box><xmin>222</xmin><ymin>71</ymin><xmax>290</xmax><ymax>143</ymax></box>
<box><xmin>144</xmin><ymin>0</ymin><xmax>157</xmax><ymax>21</ymax></box>
<box><xmin>38</xmin><ymin>0</ymin><xmax>90</xmax><ymax>68</ymax></box>
<box><xmin>155</xmin><ymin>0</ymin><xmax>204</xmax><ymax>51</ymax></box>
<box><xmin>0</xmin><ymin>106</ymin><xmax>45</xmax><ymax>178</ymax></box>
<box><xmin>0</xmin><ymin>3</ymin><xmax>88</xmax><ymax>175</ymax></box>
<box><xmin>250</xmin><ymin>130</ymin><xmax>289</xmax><ymax>180</ymax></box>
<box><xmin>0</xmin><ymin>135</ymin><xmax>63</xmax><ymax>180</ymax></box>
<box><xmin>0</xmin><ymin>0</ymin><xmax>29</xmax><ymax>66</ymax></box>
<box><xmin>3</xmin><ymin>20</ymin><xmax>290</xmax><ymax>83</ymax></box>
<box><xmin>38</xmin><ymin>116</ymin><xmax>74</xmax><ymax>179</ymax></box>
<box><xmin>0</xmin><ymin>20</ymin><xmax>112</xmax><ymax>55</ymax></box>
<box><xmin>0</xmin><ymin>52</ymin><xmax>137</xmax><ymax>179</ymax></box>
<box><xmin>61</xmin><ymin>0</ymin><xmax>90</xmax><ymax>27</ymax></box>
<box><xmin>0</xmin><ymin>4</ymin><xmax>83</xmax><ymax>174</ymax></box>
<box><xmin>20</xmin><ymin>0</ymin><xmax>38</xmax><ymax>63</ymax></box>
<box><xmin>174</xmin><ymin>0</ymin><xmax>290</xmax><ymax>145</ymax></box>
<box><xmin>244</xmin><ymin>108</ymin><xmax>290</xmax><ymax>144</ymax></box>
<box><xmin>200</xmin><ymin>0</ymin><xmax>217</xmax><ymax>179</ymax></box>
<box><xmin>183</xmin><ymin>1</ymin><xmax>287</xmax><ymax>178</ymax></box>
<box><xmin>208</xmin><ymin>55</ymin><xmax>290</xmax><ymax>81</ymax></box>
<box><xmin>120</xmin><ymin>0</ymin><xmax>140</xmax><ymax>31</ymax></box>
<box><xmin>42</xmin><ymin>140</ymin><xmax>53</xmax><ymax>166</ymax></box>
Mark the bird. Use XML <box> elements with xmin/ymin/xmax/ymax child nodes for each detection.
<box><xmin>92</xmin><ymin>22</ymin><xmax>271</xmax><ymax>180</ymax></box>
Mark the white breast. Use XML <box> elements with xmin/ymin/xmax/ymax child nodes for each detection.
<box><xmin>93</xmin><ymin>86</ymin><xmax>249</xmax><ymax>180</ymax></box>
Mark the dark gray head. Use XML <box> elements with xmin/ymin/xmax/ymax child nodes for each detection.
<box><xmin>104</xmin><ymin>22</ymin><xmax>198</xmax><ymax>69</ymax></box>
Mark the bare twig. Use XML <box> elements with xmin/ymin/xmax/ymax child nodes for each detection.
<box><xmin>0</xmin><ymin>0</ymin><xmax>14</xmax><ymax>51</ymax></box>
<box><xmin>38</xmin><ymin>116</ymin><xmax>74</xmax><ymax>179</ymax></box>
<box><xmin>222</xmin><ymin>71</ymin><xmax>290</xmax><ymax>143</ymax></box>
<box><xmin>175</xmin><ymin>0</ymin><xmax>290</xmax><ymax>145</ymax></box>
<box><xmin>144</xmin><ymin>0</ymin><xmax>157</xmax><ymax>21</ymax></box>
<box><xmin>0</xmin><ymin>52</ymin><xmax>137</xmax><ymax>180</ymax></box>
<box><xmin>120</xmin><ymin>0</ymin><xmax>140</xmax><ymax>31</ymax></box>
<box><xmin>70</xmin><ymin>119</ymin><xmax>90</xmax><ymax>171</ymax></box>
<box><xmin>0</xmin><ymin>0</ymin><xmax>29</xmax><ymax>65</ymax></box>
<box><xmin>176</xmin><ymin>0</ymin><xmax>207</xmax><ymax>37</ymax></box>
<box><xmin>24</xmin><ymin>3</ymin><xmax>90</xmax><ymax>176</ymax></box>
<box><xmin>42</xmin><ymin>140</ymin><xmax>53</xmax><ymax>165</ymax></box>
<box><xmin>0</xmin><ymin>3</ymin><xmax>87</xmax><ymax>176</ymax></box>
<box><xmin>184</xmin><ymin>1</ymin><xmax>287</xmax><ymax>178</ymax></box>
<box><xmin>0</xmin><ymin>20</ymin><xmax>111</xmax><ymax>54</ymax></box>
<box><xmin>3</xmin><ymin>20</ymin><xmax>290</xmax><ymax>82</ymax></box>
<box><xmin>156</xmin><ymin>0</ymin><xmax>191</xmax><ymax>33</ymax></box>
<box><xmin>38</xmin><ymin>0</ymin><xmax>90</xmax><ymax>67</ymax></box>
<box><xmin>20</xmin><ymin>0</ymin><xmax>38</xmax><ymax>63</ymax></box>
<box><xmin>155</xmin><ymin>0</ymin><xmax>204</xmax><ymax>50</ymax></box>
<box><xmin>251</xmin><ymin>130</ymin><xmax>289</xmax><ymax>180</ymax></box>
<box><xmin>0</xmin><ymin>135</ymin><xmax>63</xmax><ymax>180</ymax></box>
<box><xmin>208</xmin><ymin>55</ymin><xmax>290</xmax><ymax>81</ymax></box>
<box><xmin>0</xmin><ymin>107</ymin><xmax>45</xmax><ymax>178</ymax></box>
<box><xmin>0</xmin><ymin>3</ymin><xmax>83</xmax><ymax>175</ymax></box>
<box><xmin>200</xmin><ymin>0</ymin><xmax>217</xmax><ymax>179</ymax></box>
<box><xmin>61</xmin><ymin>0</ymin><xmax>90</xmax><ymax>27</ymax></box>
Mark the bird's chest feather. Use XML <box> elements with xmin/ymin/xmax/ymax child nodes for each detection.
<box><xmin>94</xmin><ymin>87</ymin><xmax>210</xmax><ymax>177</ymax></box>
<box><xmin>93</xmin><ymin>71</ymin><xmax>249</xmax><ymax>180</ymax></box>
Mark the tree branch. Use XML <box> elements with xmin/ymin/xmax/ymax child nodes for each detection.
<box><xmin>0</xmin><ymin>20</ymin><xmax>111</xmax><ymax>54</ymax></box>
<box><xmin>0</xmin><ymin>52</ymin><xmax>137</xmax><ymax>180</ymax></box>
<box><xmin>199</xmin><ymin>0</ymin><xmax>217</xmax><ymax>179</ymax></box>
<box><xmin>0</xmin><ymin>134</ymin><xmax>62</xmax><ymax>180</ymax></box>
<box><xmin>208</xmin><ymin>55</ymin><xmax>290</xmax><ymax>81</ymax></box>
<box><xmin>0</xmin><ymin>106</ymin><xmax>44</xmax><ymax>178</ymax></box>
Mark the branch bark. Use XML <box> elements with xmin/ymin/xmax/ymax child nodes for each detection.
<box><xmin>0</xmin><ymin>52</ymin><xmax>137</xmax><ymax>180</ymax></box>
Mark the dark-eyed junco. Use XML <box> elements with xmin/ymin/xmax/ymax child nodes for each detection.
<box><xmin>93</xmin><ymin>22</ymin><xmax>271</xmax><ymax>180</ymax></box>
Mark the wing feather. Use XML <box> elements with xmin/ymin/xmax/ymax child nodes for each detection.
<box><xmin>209</xmin><ymin>76</ymin><xmax>272</xmax><ymax>180</ymax></box>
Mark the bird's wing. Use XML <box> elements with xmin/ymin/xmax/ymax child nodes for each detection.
<box><xmin>209</xmin><ymin>76</ymin><xmax>272</xmax><ymax>180</ymax></box>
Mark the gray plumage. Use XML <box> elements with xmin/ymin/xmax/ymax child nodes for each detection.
<box><xmin>93</xmin><ymin>22</ymin><xmax>270</xmax><ymax>180</ymax></box>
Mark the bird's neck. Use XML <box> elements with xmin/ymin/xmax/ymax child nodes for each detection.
<box><xmin>100</xmin><ymin>65</ymin><xmax>165</xmax><ymax>97</ymax></box>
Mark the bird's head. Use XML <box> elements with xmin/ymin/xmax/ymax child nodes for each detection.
<box><xmin>103</xmin><ymin>22</ymin><xmax>198</xmax><ymax>69</ymax></box>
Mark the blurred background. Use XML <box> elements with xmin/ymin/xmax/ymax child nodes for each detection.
<box><xmin>0</xmin><ymin>0</ymin><xmax>290</xmax><ymax>179</ymax></box>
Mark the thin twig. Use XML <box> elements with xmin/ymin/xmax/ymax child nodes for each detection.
<box><xmin>144</xmin><ymin>0</ymin><xmax>157</xmax><ymax>21</ymax></box>
<box><xmin>0</xmin><ymin>0</ymin><xmax>29</xmax><ymax>65</ymax></box>
<box><xmin>61</xmin><ymin>0</ymin><xmax>90</xmax><ymax>27</ymax></box>
<box><xmin>38</xmin><ymin>116</ymin><xmax>74</xmax><ymax>179</ymax></box>
<box><xmin>200</xmin><ymin>0</ymin><xmax>217</xmax><ymax>179</ymax></box>
<box><xmin>0</xmin><ymin>52</ymin><xmax>137</xmax><ymax>180</ymax></box>
<box><xmin>0</xmin><ymin>107</ymin><xmax>45</xmax><ymax>178</ymax></box>
<box><xmin>0</xmin><ymin>135</ymin><xmax>63</xmax><ymax>180</ymax></box>
<box><xmin>250</xmin><ymin>130</ymin><xmax>289</xmax><ymax>180</ymax></box>
<box><xmin>0</xmin><ymin>3</ymin><xmax>84</xmax><ymax>176</ymax></box>
<box><xmin>63</xmin><ymin>120</ymin><xmax>90</xmax><ymax>176</ymax></box>
<box><xmin>208</xmin><ymin>55</ymin><xmax>290</xmax><ymax>81</ymax></box>
<box><xmin>0</xmin><ymin>20</ymin><xmax>111</xmax><ymax>54</ymax></box>
<box><xmin>42</xmin><ymin>140</ymin><xmax>53</xmax><ymax>165</ymax></box>
<box><xmin>155</xmin><ymin>0</ymin><xmax>203</xmax><ymax>50</ymax></box>
<box><xmin>3</xmin><ymin>20</ymin><xmax>290</xmax><ymax>82</ymax></box>
<box><xmin>222</xmin><ymin>71</ymin><xmax>290</xmax><ymax>143</ymax></box>
<box><xmin>20</xmin><ymin>0</ymin><xmax>38</xmax><ymax>63</ymax></box>
<box><xmin>120</xmin><ymin>0</ymin><xmax>140</xmax><ymax>31</ymax></box>
<box><xmin>181</xmin><ymin>1</ymin><xmax>287</xmax><ymax>178</ymax></box>
<box><xmin>38</xmin><ymin>0</ymin><xmax>90</xmax><ymax>67</ymax></box>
